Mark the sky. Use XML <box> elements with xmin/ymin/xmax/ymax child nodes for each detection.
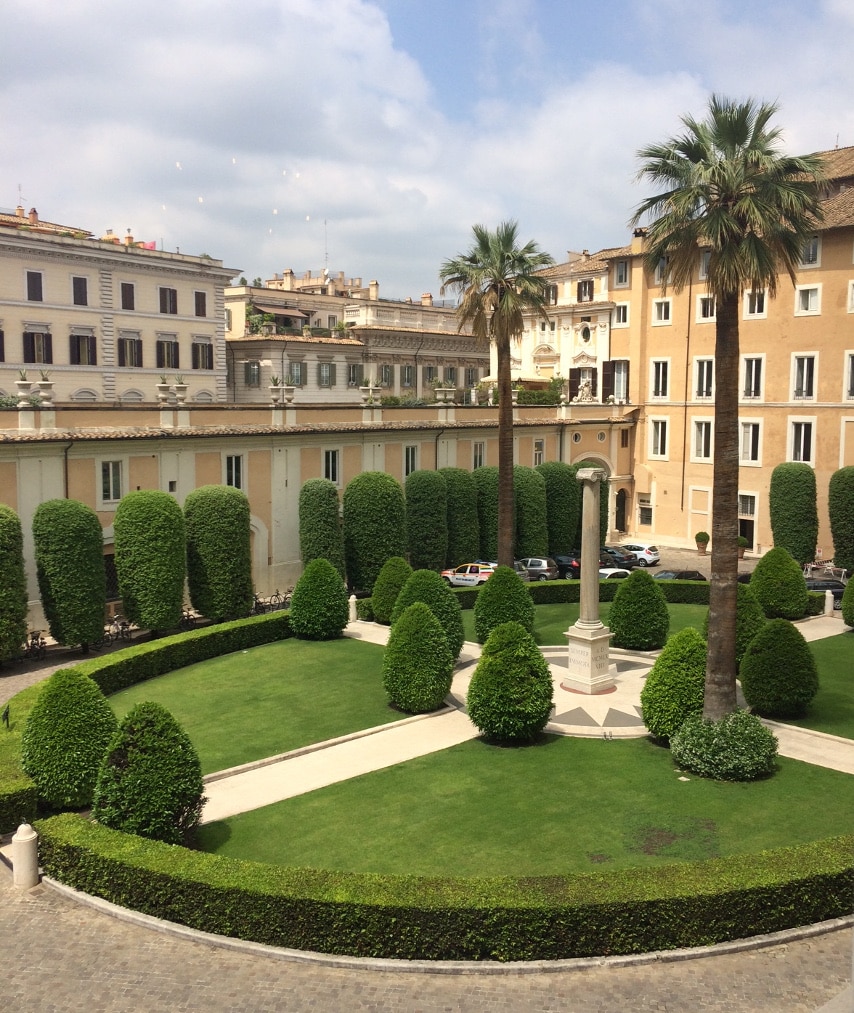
<box><xmin>2</xmin><ymin>0</ymin><xmax>852</xmax><ymax>300</ymax></box>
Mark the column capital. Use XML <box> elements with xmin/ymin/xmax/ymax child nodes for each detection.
<box><xmin>576</xmin><ymin>467</ymin><xmax>606</xmax><ymax>484</ymax></box>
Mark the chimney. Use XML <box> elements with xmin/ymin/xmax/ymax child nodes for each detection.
<box><xmin>369</xmin><ymin>279</ymin><xmax>379</xmax><ymax>300</ymax></box>
<box><xmin>28</xmin><ymin>208</ymin><xmax>39</xmax><ymax>224</ymax></box>
<box><xmin>421</xmin><ymin>292</ymin><xmax>433</xmax><ymax>307</ymax></box>
<box><xmin>16</xmin><ymin>205</ymin><xmax>25</xmax><ymax>218</ymax></box>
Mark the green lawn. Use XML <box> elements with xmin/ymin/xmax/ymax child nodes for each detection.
<box><xmin>197</xmin><ymin>734</ymin><xmax>854</xmax><ymax>876</ymax></box>
<box><xmin>782</xmin><ymin>632</ymin><xmax>854</xmax><ymax>739</ymax></box>
<box><xmin>108</xmin><ymin>639</ymin><xmax>399</xmax><ymax>774</ymax></box>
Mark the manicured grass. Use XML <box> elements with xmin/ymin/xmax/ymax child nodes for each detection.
<box><xmin>197</xmin><ymin>734</ymin><xmax>854</xmax><ymax>876</ymax></box>
<box><xmin>108</xmin><ymin>639</ymin><xmax>399</xmax><ymax>775</ymax></box>
<box><xmin>462</xmin><ymin>602</ymin><xmax>709</xmax><ymax>646</ymax></box>
<box><xmin>783</xmin><ymin>632</ymin><xmax>854</xmax><ymax>739</ymax></box>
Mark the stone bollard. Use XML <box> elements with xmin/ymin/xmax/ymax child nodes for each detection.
<box><xmin>12</xmin><ymin>822</ymin><xmax>39</xmax><ymax>889</ymax></box>
<box><xmin>825</xmin><ymin>590</ymin><xmax>836</xmax><ymax>617</ymax></box>
<box><xmin>349</xmin><ymin>594</ymin><xmax>358</xmax><ymax>623</ymax></box>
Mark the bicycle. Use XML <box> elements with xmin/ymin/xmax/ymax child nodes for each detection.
<box><xmin>20</xmin><ymin>630</ymin><xmax>47</xmax><ymax>661</ymax></box>
<box><xmin>179</xmin><ymin>606</ymin><xmax>197</xmax><ymax>630</ymax></box>
<box><xmin>107</xmin><ymin>615</ymin><xmax>134</xmax><ymax>641</ymax></box>
<box><xmin>250</xmin><ymin>593</ymin><xmax>269</xmax><ymax>616</ymax></box>
<box><xmin>267</xmin><ymin>588</ymin><xmax>293</xmax><ymax>611</ymax></box>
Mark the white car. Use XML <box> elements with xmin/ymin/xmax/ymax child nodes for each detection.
<box><xmin>620</xmin><ymin>541</ymin><xmax>660</xmax><ymax>567</ymax></box>
<box><xmin>599</xmin><ymin>567</ymin><xmax>631</xmax><ymax>579</ymax></box>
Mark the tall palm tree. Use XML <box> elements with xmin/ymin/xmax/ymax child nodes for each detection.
<box><xmin>440</xmin><ymin>222</ymin><xmax>554</xmax><ymax>566</ymax></box>
<box><xmin>632</xmin><ymin>96</ymin><xmax>824</xmax><ymax>720</ymax></box>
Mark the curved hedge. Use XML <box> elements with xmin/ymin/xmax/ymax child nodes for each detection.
<box><xmin>439</xmin><ymin>467</ymin><xmax>480</xmax><ymax>567</ymax></box>
<box><xmin>343</xmin><ymin>472</ymin><xmax>407</xmax><ymax>593</ymax></box>
<box><xmin>299</xmin><ymin>478</ymin><xmax>345</xmax><ymax>579</ymax></box>
<box><xmin>405</xmin><ymin>470</ymin><xmax>448</xmax><ymax>571</ymax></box>
<box><xmin>769</xmin><ymin>463</ymin><xmax>818</xmax><ymax>566</ymax></box>
<box><xmin>184</xmin><ymin>485</ymin><xmax>253</xmax><ymax>622</ymax></box>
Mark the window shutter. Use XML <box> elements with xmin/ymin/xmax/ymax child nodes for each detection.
<box><xmin>191</xmin><ymin>344</ymin><xmax>200</xmax><ymax>370</ymax></box>
<box><xmin>329</xmin><ymin>363</ymin><xmax>336</xmax><ymax>387</ymax></box>
<box><xmin>0</xmin><ymin>330</ymin><xmax>4</xmax><ymax>362</ymax></box>
<box><xmin>118</xmin><ymin>341</ymin><xmax>127</xmax><ymax>368</ymax></box>
<box><xmin>590</xmin><ymin>370</ymin><xmax>598</xmax><ymax>398</ymax></box>
<box><xmin>300</xmin><ymin>362</ymin><xmax>307</xmax><ymax>386</ymax></box>
<box><xmin>624</xmin><ymin>362</ymin><xmax>630</xmax><ymax>396</ymax></box>
<box><xmin>70</xmin><ymin>335</ymin><xmax>80</xmax><ymax>366</ymax></box>
<box><xmin>317</xmin><ymin>362</ymin><xmax>323</xmax><ymax>386</ymax></box>
<box><xmin>88</xmin><ymin>334</ymin><xmax>97</xmax><ymax>366</ymax></box>
<box><xmin>23</xmin><ymin>332</ymin><xmax>35</xmax><ymax>363</ymax></box>
<box><xmin>601</xmin><ymin>361</ymin><xmax>615</xmax><ymax>401</ymax></box>
<box><xmin>156</xmin><ymin>342</ymin><xmax>164</xmax><ymax>369</ymax></box>
<box><xmin>44</xmin><ymin>332</ymin><xmax>53</xmax><ymax>364</ymax></box>
<box><xmin>568</xmin><ymin>368</ymin><xmax>580</xmax><ymax>400</ymax></box>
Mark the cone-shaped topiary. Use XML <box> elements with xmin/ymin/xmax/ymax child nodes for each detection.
<box><xmin>371</xmin><ymin>556</ymin><xmax>413</xmax><ymax>625</ymax></box>
<box><xmin>92</xmin><ymin>701</ymin><xmax>205</xmax><ymax>845</ymax></box>
<box><xmin>749</xmin><ymin>546</ymin><xmax>809</xmax><ymax>619</ymax></box>
<box><xmin>703</xmin><ymin>581</ymin><xmax>766</xmax><ymax>669</ymax></box>
<box><xmin>829</xmin><ymin>466</ymin><xmax>854</xmax><ymax>573</ymax></box>
<box><xmin>391</xmin><ymin>569</ymin><xmax>465</xmax><ymax>659</ymax></box>
<box><xmin>473</xmin><ymin>565</ymin><xmax>535</xmax><ymax>644</ymax></box>
<box><xmin>21</xmin><ymin>669</ymin><xmax>118</xmax><ymax>810</ymax></box>
<box><xmin>739</xmin><ymin>618</ymin><xmax>819</xmax><ymax>718</ymax></box>
<box><xmin>382</xmin><ymin>602</ymin><xmax>454</xmax><ymax>712</ymax></box>
<box><xmin>640</xmin><ymin>627</ymin><xmax>707</xmax><ymax>743</ymax></box>
<box><xmin>671</xmin><ymin>711</ymin><xmax>778</xmax><ymax>782</ymax></box>
<box><xmin>842</xmin><ymin>577</ymin><xmax>854</xmax><ymax>629</ymax></box>
<box><xmin>467</xmin><ymin>621</ymin><xmax>553</xmax><ymax>743</ymax></box>
<box><xmin>609</xmin><ymin>568</ymin><xmax>669</xmax><ymax>650</ymax></box>
<box><xmin>289</xmin><ymin>558</ymin><xmax>349</xmax><ymax>640</ymax></box>
<box><xmin>769</xmin><ymin>463</ymin><xmax>818</xmax><ymax>565</ymax></box>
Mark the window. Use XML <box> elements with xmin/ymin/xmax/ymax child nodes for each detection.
<box><xmin>465</xmin><ymin>366</ymin><xmax>478</xmax><ymax>388</ymax></box>
<box><xmin>651</xmin><ymin>419</ymin><xmax>668</xmax><ymax>458</ymax></box>
<box><xmin>791</xmin><ymin>421</ymin><xmax>814</xmax><ymax>463</ymax></box>
<box><xmin>697</xmin><ymin>295</ymin><xmax>715</xmax><ymax>321</ymax></box>
<box><xmin>404</xmin><ymin>445</ymin><xmax>418</xmax><ymax>477</ymax></box>
<box><xmin>613</xmin><ymin>360</ymin><xmax>629</xmax><ymax>400</ymax></box>
<box><xmin>695</xmin><ymin>359</ymin><xmax>714</xmax><ymax>399</ymax></box>
<box><xmin>347</xmin><ymin>362</ymin><xmax>363</xmax><ymax>387</ymax></box>
<box><xmin>693</xmin><ymin>420</ymin><xmax>712</xmax><ymax>460</ymax></box>
<box><xmin>401</xmin><ymin>364</ymin><xmax>414</xmax><ymax>388</ymax></box>
<box><xmin>743</xmin><ymin>357</ymin><xmax>763</xmax><ymax>399</ymax></box>
<box><xmin>225</xmin><ymin>455</ymin><xmax>244</xmax><ymax>490</ymax></box>
<box><xmin>101</xmin><ymin>461</ymin><xmax>122</xmax><ymax>504</ymax></box>
<box><xmin>327</xmin><ymin>315</ymin><xmax>337</xmax><ymax>329</ymax></box>
<box><xmin>378</xmin><ymin>364</ymin><xmax>393</xmax><ymax>388</ymax></box>
<box><xmin>738</xmin><ymin>493</ymin><xmax>757</xmax><ymax>549</ymax></box>
<box><xmin>318</xmin><ymin>361</ymin><xmax>336</xmax><ymax>387</ymax></box>
<box><xmin>26</xmin><ymin>271</ymin><xmax>43</xmax><ymax>302</ymax></box>
<box><xmin>846</xmin><ymin>353</ymin><xmax>854</xmax><ymax>400</ymax></box>
<box><xmin>799</xmin><ymin>235</ymin><xmax>820</xmax><ymax>267</ymax></box>
<box><xmin>533</xmin><ymin>439</ymin><xmax>544</xmax><ymax>467</ymax></box>
<box><xmin>120</xmin><ymin>282</ymin><xmax>135</xmax><ymax>310</ymax></box>
<box><xmin>620</xmin><ymin>428</ymin><xmax>629</xmax><ymax>448</ymax></box>
<box><xmin>473</xmin><ymin>441</ymin><xmax>485</xmax><ymax>470</ymax></box>
<box><xmin>793</xmin><ymin>355</ymin><xmax>815</xmax><ymax>399</ymax></box>
<box><xmin>577</xmin><ymin>279</ymin><xmax>593</xmax><ymax>302</ymax></box>
<box><xmin>23</xmin><ymin>331</ymin><xmax>53</xmax><ymax>364</ymax></box>
<box><xmin>423</xmin><ymin>365</ymin><xmax>437</xmax><ymax>384</ymax></box>
<box><xmin>69</xmin><ymin>331</ymin><xmax>97</xmax><ymax>365</ymax></box>
<box><xmin>191</xmin><ymin>339</ymin><xmax>213</xmax><ymax>370</ymax></box>
<box><xmin>156</xmin><ymin>337</ymin><xmax>179</xmax><ymax>369</ymax></box>
<box><xmin>849</xmin><ymin>281</ymin><xmax>854</xmax><ymax>313</ymax></box>
<box><xmin>444</xmin><ymin>365</ymin><xmax>457</xmax><ymax>386</ymax></box>
<box><xmin>546</xmin><ymin>284</ymin><xmax>558</xmax><ymax>305</ymax></box>
<box><xmin>287</xmin><ymin>361</ymin><xmax>307</xmax><ymax>386</ymax></box>
<box><xmin>652</xmin><ymin>298</ymin><xmax>671</xmax><ymax>324</ymax></box>
<box><xmin>738</xmin><ymin>494</ymin><xmax>756</xmax><ymax>517</ymax></box>
<box><xmin>651</xmin><ymin>360</ymin><xmax>669</xmax><ymax>398</ymax></box>
<box><xmin>745</xmin><ymin>290</ymin><xmax>766</xmax><ymax>317</ymax></box>
<box><xmin>699</xmin><ymin>250</ymin><xmax>711</xmax><ymax>280</ymax></box>
<box><xmin>159</xmin><ymin>287</ymin><xmax>178</xmax><ymax>314</ymax></box>
<box><xmin>795</xmin><ymin>285</ymin><xmax>820</xmax><ymax>315</ymax></box>
<box><xmin>614</xmin><ymin>303</ymin><xmax>629</xmax><ymax>326</ymax></box>
<box><xmin>244</xmin><ymin>361</ymin><xmax>261</xmax><ymax>387</ymax></box>
<box><xmin>72</xmin><ymin>276</ymin><xmax>88</xmax><ymax>306</ymax></box>
<box><xmin>194</xmin><ymin>291</ymin><xmax>207</xmax><ymax>317</ymax></box>
<box><xmin>324</xmin><ymin>449</ymin><xmax>340</xmax><ymax>484</ymax></box>
<box><xmin>638</xmin><ymin>495</ymin><xmax>652</xmax><ymax>526</ymax></box>
<box><xmin>654</xmin><ymin>257</ymin><xmax>669</xmax><ymax>284</ymax></box>
<box><xmin>614</xmin><ymin>260</ymin><xmax>629</xmax><ymax>287</ymax></box>
<box><xmin>118</xmin><ymin>334</ymin><xmax>143</xmax><ymax>368</ymax></box>
<box><xmin>741</xmin><ymin>422</ymin><xmax>760</xmax><ymax>463</ymax></box>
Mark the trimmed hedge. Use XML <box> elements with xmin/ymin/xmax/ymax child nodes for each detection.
<box><xmin>750</xmin><ymin>547</ymin><xmax>809</xmax><ymax>620</ymax></box>
<box><xmin>671</xmin><ymin>711</ymin><xmax>779</xmax><ymax>782</ymax></box>
<box><xmin>473</xmin><ymin>565</ymin><xmax>535</xmax><ymax>644</ymax></box>
<box><xmin>0</xmin><ymin>503</ymin><xmax>28</xmax><ymax>662</ymax></box>
<box><xmin>843</xmin><ymin>578</ymin><xmax>854</xmax><ymax>629</ymax></box>
<box><xmin>382</xmin><ymin>602</ymin><xmax>454</xmax><ymax>713</ymax></box>
<box><xmin>37</xmin><ymin>814</ymin><xmax>854</xmax><ymax>960</ymax></box>
<box><xmin>473</xmin><ymin>466</ymin><xmax>499</xmax><ymax>562</ymax></box>
<box><xmin>299</xmin><ymin>478</ymin><xmax>345</xmax><ymax>579</ymax></box>
<box><xmin>343</xmin><ymin>472</ymin><xmax>407</xmax><ymax>593</ymax></box>
<box><xmin>740</xmin><ymin>619</ymin><xmax>819</xmax><ymax>718</ymax></box>
<box><xmin>371</xmin><ymin>557</ymin><xmax>413</xmax><ymax>625</ymax></box>
<box><xmin>184</xmin><ymin>485</ymin><xmax>253</xmax><ymax>622</ymax></box>
<box><xmin>440</xmin><ymin>467</ymin><xmax>480</xmax><ymax>567</ymax></box>
<box><xmin>405</xmin><ymin>470</ymin><xmax>448</xmax><ymax>571</ymax></box>
<box><xmin>609</xmin><ymin>569</ymin><xmax>670</xmax><ymax>650</ymax></box>
<box><xmin>513</xmin><ymin>465</ymin><xmax>548</xmax><ymax>559</ymax></box>
<box><xmin>449</xmin><ymin>578</ymin><xmax>705</xmax><ymax>613</ymax></box>
<box><xmin>769</xmin><ymin>463</ymin><xmax>818</xmax><ymax>566</ymax></box>
<box><xmin>640</xmin><ymin>628</ymin><xmax>706</xmax><ymax>743</ymax></box>
<box><xmin>829</xmin><ymin>467</ymin><xmax>854</xmax><ymax>573</ymax></box>
<box><xmin>289</xmin><ymin>558</ymin><xmax>349</xmax><ymax>640</ymax></box>
<box><xmin>536</xmin><ymin>461</ymin><xmax>581</xmax><ymax>557</ymax></box>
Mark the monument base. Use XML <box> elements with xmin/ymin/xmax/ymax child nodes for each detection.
<box><xmin>562</xmin><ymin>624</ymin><xmax>615</xmax><ymax>694</ymax></box>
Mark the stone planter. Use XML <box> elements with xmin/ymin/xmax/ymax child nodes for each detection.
<box><xmin>36</xmin><ymin>380</ymin><xmax>54</xmax><ymax>406</ymax></box>
<box><xmin>15</xmin><ymin>380</ymin><xmax>32</xmax><ymax>407</ymax></box>
<box><xmin>156</xmin><ymin>383</ymin><xmax>172</xmax><ymax>404</ymax></box>
<box><xmin>435</xmin><ymin>387</ymin><xmax>456</xmax><ymax>404</ymax></box>
<box><xmin>696</xmin><ymin>542</ymin><xmax>709</xmax><ymax>555</ymax></box>
<box><xmin>173</xmin><ymin>383</ymin><xmax>188</xmax><ymax>405</ymax></box>
<box><xmin>282</xmin><ymin>385</ymin><xmax>296</xmax><ymax>404</ymax></box>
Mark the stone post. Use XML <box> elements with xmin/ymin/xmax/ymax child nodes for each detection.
<box><xmin>12</xmin><ymin>822</ymin><xmax>39</xmax><ymax>889</ymax></box>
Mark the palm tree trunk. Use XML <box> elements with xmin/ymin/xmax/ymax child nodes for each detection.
<box><xmin>703</xmin><ymin>290</ymin><xmax>740</xmax><ymax>720</ymax></box>
<box><xmin>496</xmin><ymin>334</ymin><xmax>515</xmax><ymax>566</ymax></box>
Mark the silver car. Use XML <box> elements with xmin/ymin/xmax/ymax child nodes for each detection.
<box><xmin>518</xmin><ymin>556</ymin><xmax>559</xmax><ymax>581</ymax></box>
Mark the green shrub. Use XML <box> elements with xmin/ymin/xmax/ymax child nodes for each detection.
<box><xmin>21</xmin><ymin>669</ymin><xmax>118</xmax><ymax>810</ymax></box>
<box><xmin>739</xmin><ymin>619</ymin><xmax>819</xmax><ymax>718</ymax></box>
<box><xmin>514</xmin><ymin>465</ymin><xmax>548</xmax><ymax>558</ymax></box>
<box><xmin>184</xmin><ymin>485</ymin><xmax>253</xmax><ymax>622</ymax></box>
<box><xmin>609</xmin><ymin>569</ymin><xmax>669</xmax><ymax>650</ymax></box>
<box><xmin>405</xmin><ymin>470</ymin><xmax>448</xmax><ymax>571</ymax></box>
<box><xmin>299</xmin><ymin>478</ymin><xmax>345</xmax><ymax>579</ymax></box>
<box><xmin>32</xmin><ymin>499</ymin><xmax>106</xmax><ymax>649</ymax></box>
<box><xmin>473</xmin><ymin>565</ymin><xmax>535</xmax><ymax>644</ymax></box>
<box><xmin>702</xmin><ymin>582</ymin><xmax>766</xmax><ymax>669</ymax></box>
<box><xmin>92</xmin><ymin>702</ymin><xmax>205</xmax><ymax>845</ymax></box>
<box><xmin>289</xmin><ymin>558</ymin><xmax>349</xmax><ymax>640</ymax></box>
<box><xmin>343</xmin><ymin>472</ymin><xmax>407</xmax><ymax>592</ymax></box>
<box><xmin>0</xmin><ymin>504</ymin><xmax>27</xmax><ymax>662</ymax></box>
<box><xmin>439</xmin><ymin>467</ymin><xmax>480</xmax><ymax>566</ymax></box>
<box><xmin>769</xmin><ymin>463</ymin><xmax>818</xmax><ymax>565</ymax></box>
<box><xmin>829</xmin><ymin>467</ymin><xmax>854</xmax><ymax>573</ymax></box>
<box><xmin>536</xmin><ymin>461</ymin><xmax>581</xmax><ymax>557</ymax></box>
<box><xmin>670</xmin><ymin>711</ymin><xmax>778</xmax><ymax>782</ymax></box>
<box><xmin>842</xmin><ymin>578</ymin><xmax>854</xmax><ymax>628</ymax></box>
<box><xmin>473</xmin><ymin>466</ymin><xmax>499</xmax><ymax>562</ymax></box>
<box><xmin>382</xmin><ymin>602</ymin><xmax>454</xmax><ymax>712</ymax></box>
<box><xmin>391</xmin><ymin>569</ymin><xmax>465</xmax><ymax>660</ymax></box>
<box><xmin>114</xmin><ymin>490</ymin><xmax>186</xmax><ymax>631</ymax></box>
<box><xmin>371</xmin><ymin>557</ymin><xmax>413</xmax><ymax>625</ymax></box>
<box><xmin>640</xmin><ymin>628</ymin><xmax>706</xmax><ymax>743</ymax></box>
<box><xmin>467</xmin><ymin>622</ymin><xmax>553</xmax><ymax>743</ymax></box>
<box><xmin>749</xmin><ymin>547</ymin><xmax>809</xmax><ymax>619</ymax></box>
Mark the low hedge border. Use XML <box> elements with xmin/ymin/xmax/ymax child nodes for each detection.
<box><xmin>37</xmin><ymin>813</ymin><xmax>854</xmax><ymax>960</ymax></box>
<box><xmin>0</xmin><ymin>611</ymin><xmax>292</xmax><ymax>834</ymax></box>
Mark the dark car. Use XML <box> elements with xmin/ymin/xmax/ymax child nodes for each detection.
<box><xmin>654</xmin><ymin>569</ymin><xmax>708</xmax><ymax>582</ymax></box>
<box><xmin>737</xmin><ymin>572</ymin><xmax>753</xmax><ymax>584</ymax></box>
<box><xmin>805</xmin><ymin>578</ymin><xmax>846</xmax><ymax>608</ymax></box>
<box><xmin>554</xmin><ymin>552</ymin><xmax>582</xmax><ymax>579</ymax></box>
<box><xmin>600</xmin><ymin>545</ymin><xmax>638</xmax><ymax>569</ymax></box>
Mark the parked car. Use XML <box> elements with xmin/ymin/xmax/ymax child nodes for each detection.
<box><xmin>737</xmin><ymin>572</ymin><xmax>753</xmax><ymax>584</ymax></box>
<box><xmin>600</xmin><ymin>545</ymin><xmax>638</xmax><ymax>568</ymax></box>
<box><xmin>440</xmin><ymin>562</ymin><xmax>495</xmax><ymax>587</ymax></box>
<box><xmin>805</xmin><ymin>577</ymin><xmax>846</xmax><ymax>608</ymax></box>
<box><xmin>554</xmin><ymin>552</ymin><xmax>582</xmax><ymax>579</ymax></box>
<box><xmin>476</xmin><ymin>560</ymin><xmax>532</xmax><ymax>582</ymax></box>
<box><xmin>518</xmin><ymin>556</ymin><xmax>559</xmax><ymax>581</ymax></box>
<box><xmin>599</xmin><ymin>567</ymin><xmax>631</xmax><ymax>579</ymax></box>
<box><xmin>620</xmin><ymin>541</ymin><xmax>660</xmax><ymax>567</ymax></box>
<box><xmin>654</xmin><ymin>569</ymin><xmax>707</xmax><ymax>582</ymax></box>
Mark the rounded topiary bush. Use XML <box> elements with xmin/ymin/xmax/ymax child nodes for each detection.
<box><xmin>842</xmin><ymin>577</ymin><xmax>854</xmax><ymax>629</ymax></box>
<box><xmin>391</xmin><ymin>569</ymin><xmax>465</xmax><ymax>660</ymax></box>
<box><xmin>703</xmin><ymin>582</ymin><xmax>767</xmax><ymax>669</ymax></box>
<box><xmin>473</xmin><ymin>565</ymin><xmax>535</xmax><ymax>644</ymax></box>
<box><xmin>289</xmin><ymin>558</ymin><xmax>349</xmax><ymax>640</ymax></box>
<box><xmin>739</xmin><ymin>618</ymin><xmax>819</xmax><ymax>718</ymax></box>
<box><xmin>299</xmin><ymin>477</ymin><xmax>345</xmax><ymax>578</ymax></box>
<box><xmin>608</xmin><ymin>568</ymin><xmax>669</xmax><ymax>650</ymax></box>
<box><xmin>371</xmin><ymin>556</ymin><xmax>413</xmax><ymax>625</ymax></box>
<box><xmin>382</xmin><ymin>602</ymin><xmax>454</xmax><ymax>712</ymax></box>
<box><xmin>467</xmin><ymin>621</ymin><xmax>553</xmax><ymax>743</ymax></box>
<box><xmin>640</xmin><ymin>627</ymin><xmax>706</xmax><ymax>743</ymax></box>
<box><xmin>92</xmin><ymin>701</ymin><xmax>205</xmax><ymax>845</ymax></box>
<box><xmin>749</xmin><ymin>546</ymin><xmax>809</xmax><ymax>619</ymax></box>
<box><xmin>670</xmin><ymin>711</ymin><xmax>778</xmax><ymax>782</ymax></box>
<box><xmin>184</xmin><ymin>485</ymin><xmax>253</xmax><ymax>622</ymax></box>
<box><xmin>21</xmin><ymin>669</ymin><xmax>118</xmax><ymax>810</ymax></box>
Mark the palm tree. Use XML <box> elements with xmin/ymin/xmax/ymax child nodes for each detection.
<box><xmin>632</xmin><ymin>96</ymin><xmax>824</xmax><ymax>720</ymax></box>
<box><xmin>439</xmin><ymin>222</ymin><xmax>554</xmax><ymax>566</ymax></box>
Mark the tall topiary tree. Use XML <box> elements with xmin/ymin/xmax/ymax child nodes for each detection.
<box><xmin>829</xmin><ymin>467</ymin><xmax>854</xmax><ymax>573</ymax></box>
<box><xmin>536</xmin><ymin>461</ymin><xmax>581</xmax><ymax>556</ymax></box>
<box><xmin>114</xmin><ymin>490</ymin><xmax>185</xmax><ymax>632</ymax></box>
<box><xmin>21</xmin><ymin>669</ymin><xmax>118</xmax><ymax>810</ymax></box>
<box><xmin>440</xmin><ymin>467</ymin><xmax>480</xmax><ymax>566</ymax></box>
<box><xmin>33</xmin><ymin>499</ymin><xmax>106</xmax><ymax>650</ymax></box>
<box><xmin>703</xmin><ymin>582</ymin><xmax>766</xmax><ymax>670</ymax></box>
<box><xmin>299</xmin><ymin>478</ymin><xmax>345</xmax><ymax>578</ymax></box>
<box><xmin>473</xmin><ymin>466</ymin><xmax>499</xmax><ymax>561</ymax></box>
<box><xmin>609</xmin><ymin>568</ymin><xmax>669</xmax><ymax>650</ymax></box>
<box><xmin>740</xmin><ymin>619</ymin><xmax>819</xmax><ymax>718</ymax></box>
<box><xmin>382</xmin><ymin>602</ymin><xmax>454</xmax><ymax>713</ymax></box>
<box><xmin>473</xmin><ymin>565</ymin><xmax>535</xmax><ymax>644</ymax></box>
<box><xmin>0</xmin><ymin>504</ymin><xmax>28</xmax><ymax>662</ymax></box>
<box><xmin>769</xmin><ymin>463</ymin><xmax>818</xmax><ymax>565</ymax></box>
<box><xmin>184</xmin><ymin>485</ymin><xmax>253</xmax><ymax>622</ymax></box>
<box><xmin>514</xmin><ymin>465</ymin><xmax>548</xmax><ymax>559</ymax></box>
<box><xmin>391</xmin><ymin>568</ymin><xmax>465</xmax><ymax>659</ymax></box>
<box><xmin>343</xmin><ymin>472</ymin><xmax>406</xmax><ymax>592</ymax></box>
<box><xmin>289</xmin><ymin>558</ymin><xmax>349</xmax><ymax>640</ymax></box>
<box><xmin>371</xmin><ymin>556</ymin><xmax>413</xmax><ymax>625</ymax></box>
<box><xmin>92</xmin><ymin>701</ymin><xmax>205</xmax><ymax>845</ymax></box>
<box><xmin>640</xmin><ymin>627</ymin><xmax>707</xmax><ymax>742</ymax></box>
<box><xmin>467</xmin><ymin>621</ymin><xmax>553</xmax><ymax>743</ymax></box>
<box><xmin>405</xmin><ymin>470</ymin><xmax>448</xmax><ymax>571</ymax></box>
<box><xmin>841</xmin><ymin>577</ymin><xmax>854</xmax><ymax>629</ymax></box>
<box><xmin>749</xmin><ymin>546</ymin><xmax>809</xmax><ymax>619</ymax></box>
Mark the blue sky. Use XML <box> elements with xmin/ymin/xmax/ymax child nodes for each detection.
<box><xmin>1</xmin><ymin>0</ymin><xmax>851</xmax><ymax>298</ymax></box>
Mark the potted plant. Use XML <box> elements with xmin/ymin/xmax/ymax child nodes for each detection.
<box><xmin>37</xmin><ymin>369</ymin><xmax>54</xmax><ymax>405</ymax></box>
<box><xmin>269</xmin><ymin>374</ymin><xmax>283</xmax><ymax>404</ymax></box>
<box><xmin>738</xmin><ymin>534</ymin><xmax>749</xmax><ymax>559</ymax></box>
<box><xmin>156</xmin><ymin>374</ymin><xmax>172</xmax><ymax>403</ymax></box>
<box><xmin>695</xmin><ymin>531</ymin><xmax>710</xmax><ymax>555</ymax></box>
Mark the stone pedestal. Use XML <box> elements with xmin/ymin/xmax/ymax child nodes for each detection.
<box><xmin>563</xmin><ymin>624</ymin><xmax>615</xmax><ymax>693</ymax></box>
